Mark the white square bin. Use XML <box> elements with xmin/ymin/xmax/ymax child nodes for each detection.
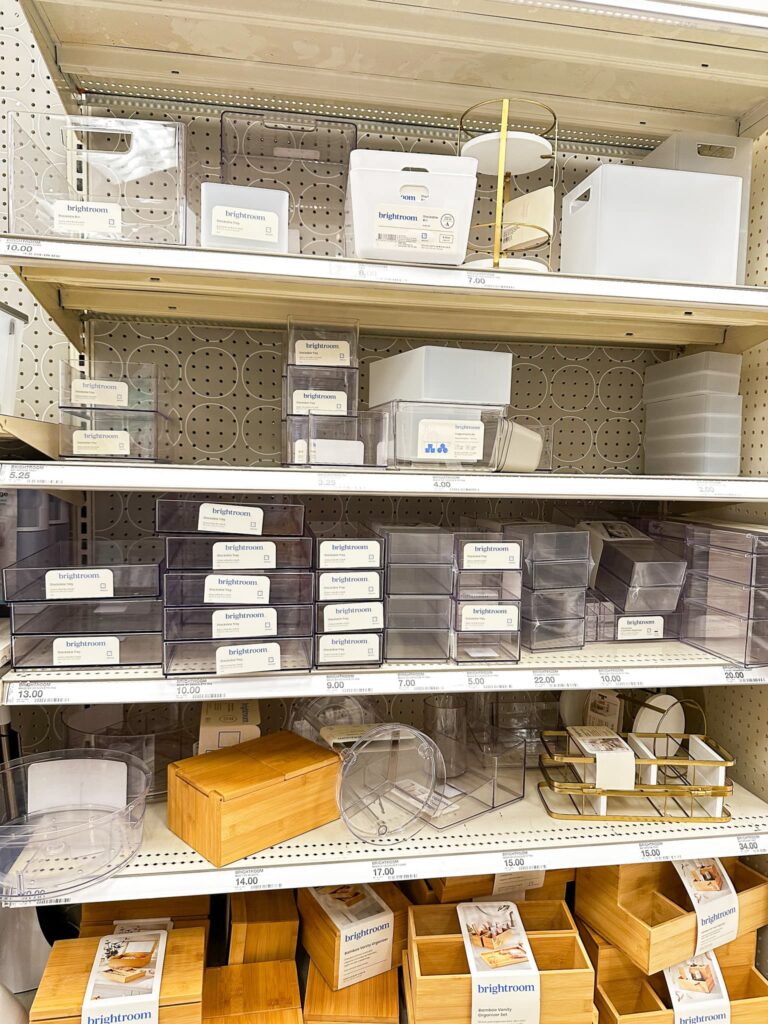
<box><xmin>369</xmin><ymin>345</ymin><xmax>513</xmax><ymax>406</ymax></box>
<box><xmin>560</xmin><ymin>164</ymin><xmax>742</xmax><ymax>285</ymax></box>
<box><xmin>345</xmin><ymin>149</ymin><xmax>477</xmax><ymax>265</ymax></box>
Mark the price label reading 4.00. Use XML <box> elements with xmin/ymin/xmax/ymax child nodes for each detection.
<box><xmin>370</xmin><ymin>859</ymin><xmax>416</xmax><ymax>882</ymax></box>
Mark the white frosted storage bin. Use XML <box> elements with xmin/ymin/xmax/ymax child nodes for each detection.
<box><xmin>3</xmin><ymin>542</ymin><xmax>161</xmax><ymax>602</ymax></box>
<box><xmin>60</xmin><ymin>359</ymin><xmax>158</xmax><ymax>411</ymax></box>
<box><xmin>283</xmin><ymin>415</ymin><xmax>365</xmax><ymax>466</ymax></box>
<box><xmin>310</xmin><ymin>522</ymin><xmax>385</xmax><ymax>569</ymax></box>
<box><xmin>163</xmin><ymin>604</ymin><xmax>313</xmax><ymax>641</ymax></box>
<box><xmin>681</xmin><ymin>599</ymin><xmax>768</xmax><ymax>666</ymax></box>
<box><xmin>374</xmin><ymin>399</ymin><xmax>505</xmax><ymax>470</ymax></box>
<box><xmin>283</xmin><ymin>365</ymin><xmax>358</xmax><ymax>417</ymax></box>
<box><xmin>316</xmin><ymin>600</ymin><xmax>385</xmax><ymax>634</ymax></box>
<box><xmin>345</xmin><ymin>149</ymin><xmax>477</xmax><ymax>265</ymax></box>
<box><xmin>156</xmin><ymin>498</ymin><xmax>304</xmax><ymax>536</ymax></box>
<box><xmin>286</xmin><ymin>319</ymin><xmax>359</xmax><ymax>368</ymax></box>
<box><xmin>316</xmin><ymin>569</ymin><xmax>384</xmax><ymax>601</ymax></box>
<box><xmin>452</xmin><ymin>631</ymin><xmax>521</xmax><ymax>663</ymax></box>
<box><xmin>643</xmin><ymin>451</ymin><xmax>741</xmax><ymax>476</ymax></box>
<box><xmin>386</xmin><ymin>563</ymin><xmax>454</xmax><ymax>595</ymax></box>
<box><xmin>314</xmin><ymin>632</ymin><xmax>383</xmax><ymax>668</ymax></box>
<box><xmin>11</xmin><ymin>598</ymin><xmax>162</xmax><ymax>634</ymax></box>
<box><xmin>200</xmin><ymin>182</ymin><xmax>289</xmax><ymax>252</ymax></box>
<box><xmin>684</xmin><ymin>573</ymin><xmax>768</xmax><ymax>620</ymax></box>
<box><xmin>454</xmin><ymin>569</ymin><xmax>522</xmax><ymax>602</ymax></box>
<box><xmin>521</xmin><ymin>617</ymin><xmax>585</xmax><ymax>651</ymax></box>
<box><xmin>163</xmin><ymin>636</ymin><xmax>313</xmax><ymax>676</ymax></box>
<box><xmin>384</xmin><ymin>628</ymin><xmax>452</xmax><ymax>662</ymax></box>
<box><xmin>0</xmin><ymin>303</ymin><xmax>27</xmax><ymax>416</ymax></box>
<box><xmin>373</xmin><ymin>524</ymin><xmax>454</xmax><ymax>564</ymax></box>
<box><xmin>162</xmin><ymin>570</ymin><xmax>314</xmax><ymax>607</ymax></box>
<box><xmin>643</xmin><ymin>394</ymin><xmax>742</xmax><ymax>439</ymax></box>
<box><xmin>59</xmin><ymin>410</ymin><xmax>171</xmax><ymax>461</ymax></box>
<box><xmin>164</xmin><ymin>535</ymin><xmax>312</xmax><ymax>570</ymax></box>
<box><xmin>369</xmin><ymin>346</ymin><xmax>512</xmax><ymax>406</ymax></box>
<box><xmin>643</xmin><ymin>352</ymin><xmax>742</xmax><ymax>403</ymax></box>
<box><xmin>595</xmin><ymin>566</ymin><xmax>682</xmax><ymax>613</ymax></box>
<box><xmin>522</xmin><ymin>587</ymin><xmax>586</xmax><ymax>621</ymax></box>
<box><xmin>644</xmin><ymin>434</ymin><xmax>741</xmax><ymax>459</ymax></box>
<box><xmin>12</xmin><ymin>632</ymin><xmax>162</xmax><ymax>669</ymax></box>
<box><xmin>387</xmin><ymin>595</ymin><xmax>452</xmax><ymax>629</ymax></box>
<box><xmin>560</xmin><ymin>164</ymin><xmax>741</xmax><ymax>284</ymax></box>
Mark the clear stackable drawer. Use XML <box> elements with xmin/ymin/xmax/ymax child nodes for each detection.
<box><xmin>684</xmin><ymin>572</ymin><xmax>768</xmax><ymax>620</ymax></box>
<box><xmin>521</xmin><ymin>587</ymin><xmax>586</xmax><ymax>621</ymax></box>
<box><xmin>164</xmin><ymin>536</ymin><xmax>312</xmax><ymax>571</ymax></box>
<box><xmin>283</xmin><ymin>365</ymin><xmax>359</xmax><ymax>417</ymax></box>
<box><xmin>687</xmin><ymin>544</ymin><xmax>768</xmax><ymax>588</ymax></box>
<box><xmin>162</xmin><ymin>570</ymin><xmax>314</xmax><ymax>607</ymax></box>
<box><xmin>387</xmin><ymin>595</ymin><xmax>453</xmax><ymax>630</ymax></box>
<box><xmin>599</xmin><ymin>538</ymin><xmax>687</xmax><ymax>588</ymax></box>
<box><xmin>59</xmin><ymin>410</ymin><xmax>171</xmax><ymax>461</ymax></box>
<box><xmin>523</xmin><ymin>558</ymin><xmax>591</xmax><ymax>591</ymax></box>
<box><xmin>60</xmin><ymin>360</ymin><xmax>159</xmax><ymax>411</ymax></box>
<box><xmin>10</xmin><ymin>598</ymin><xmax>162</xmax><ymax>634</ymax></box>
<box><xmin>12</xmin><ymin>632</ymin><xmax>162</xmax><ymax>669</ymax></box>
<box><xmin>521</xmin><ymin>617</ymin><xmax>585</xmax><ymax>651</ymax></box>
<box><xmin>454</xmin><ymin>569</ymin><xmax>522</xmax><ymax>602</ymax></box>
<box><xmin>156</xmin><ymin>498</ymin><xmax>305</xmax><ymax>536</ymax></box>
<box><xmin>452</xmin><ymin>631</ymin><xmax>521</xmax><ymax>663</ymax></box>
<box><xmin>314</xmin><ymin>633</ymin><xmax>383</xmax><ymax>668</ymax></box>
<box><xmin>316</xmin><ymin>569</ymin><xmax>384</xmax><ymax>602</ymax></box>
<box><xmin>310</xmin><ymin>522</ymin><xmax>385</xmax><ymax>569</ymax></box>
<box><xmin>316</xmin><ymin>600</ymin><xmax>385</xmax><ymax>634</ymax></box>
<box><xmin>372</xmin><ymin>524</ymin><xmax>454</xmax><ymax>564</ymax></box>
<box><xmin>163</xmin><ymin>636</ymin><xmax>313</xmax><ymax>676</ymax></box>
<box><xmin>595</xmin><ymin>566</ymin><xmax>682</xmax><ymax>614</ymax></box>
<box><xmin>386</xmin><ymin>563</ymin><xmax>454</xmax><ymax>596</ymax></box>
<box><xmin>681</xmin><ymin>600</ymin><xmax>768</xmax><ymax>667</ymax></box>
<box><xmin>384</xmin><ymin>629</ymin><xmax>452</xmax><ymax>663</ymax></box>
<box><xmin>163</xmin><ymin>604</ymin><xmax>313</xmax><ymax>641</ymax></box>
<box><xmin>3</xmin><ymin>543</ymin><xmax>161</xmax><ymax>603</ymax></box>
<box><xmin>503</xmin><ymin>523</ymin><xmax>591</xmax><ymax>562</ymax></box>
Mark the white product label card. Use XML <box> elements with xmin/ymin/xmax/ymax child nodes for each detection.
<box><xmin>295</xmin><ymin>339</ymin><xmax>351</xmax><ymax>367</ymax></box>
<box><xmin>567</xmin><ymin>725</ymin><xmax>635</xmax><ymax>791</ymax></box>
<box><xmin>318</xmin><ymin>539</ymin><xmax>381</xmax><ymax>569</ymax></box>
<box><xmin>323</xmin><ymin>601</ymin><xmax>384</xmax><ymax>632</ymax></box>
<box><xmin>203</xmin><ymin>574</ymin><xmax>270</xmax><ymax>604</ymax></box>
<box><xmin>28</xmin><ymin>757</ymin><xmax>127</xmax><ymax>815</ymax></box>
<box><xmin>197</xmin><ymin>502</ymin><xmax>264</xmax><ymax>536</ymax></box>
<box><xmin>310</xmin><ymin>885</ymin><xmax>393</xmax><ymax>989</ymax></box>
<box><xmin>458</xmin><ymin>902</ymin><xmax>540</xmax><ymax>1024</ymax></box>
<box><xmin>72</xmin><ymin>429</ymin><xmax>130</xmax><ymax>456</ymax></box>
<box><xmin>52</xmin><ymin>198</ymin><xmax>122</xmax><ymax>236</ymax></box>
<box><xmin>45</xmin><ymin>568</ymin><xmax>114</xmax><ymax>600</ymax></box>
<box><xmin>374</xmin><ymin>203</ymin><xmax>457</xmax><ymax>254</ymax></box>
<box><xmin>215</xmin><ymin>641</ymin><xmax>281</xmax><ymax>676</ymax></box>
<box><xmin>663</xmin><ymin>949</ymin><xmax>731</xmax><ymax>1024</ymax></box>
<box><xmin>492</xmin><ymin>871</ymin><xmax>546</xmax><ymax>899</ymax></box>
<box><xmin>417</xmin><ymin>419</ymin><xmax>485</xmax><ymax>462</ymax></box>
<box><xmin>212</xmin><ymin>540</ymin><xmax>277</xmax><ymax>570</ymax></box>
<box><xmin>292</xmin><ymin>389</ymin><xmax>347</xmax><ymax>415</ymax></box>
<box><xmin>211</xmin><ymin>205</ymin><xmax>278</xmax><ymax>242</ymax></box>
<box><xmin>113</xmin><ymin>918</ymin><xmax>174</xmax><ymax>934</ymax></box>
<box><xmin>318</xmin><ymin>633</ymin><xmax>381</xmax><ymax>664</ymax></box>
<box><xmin>52</xmin><ymin>635</ymin><xmax>120</xmax><ymax>666</ymax></box>
<box><xmin>463</xmin><ymin>542</ymin><xmax>521</xmax><ymax>571</ymax></box>
<box><xmin>318</xmin><ymin>571</ymin><xmax>380</xmax><ymax>601</ymax></box>
<box><xmin>673</xmin><ymin>859</ymin><xmax>739</xmax><ymax>955</ymax></box>
<box><xmin>211</xmin><ymin>607</ymin><xmax>277</xmax><ymax>638</ymax></box>
<box><xmin>617</xmin><ymin>615</ymin><xmax>664</xmax><ymax>641</ymax></box>
<box><xmin>584</xmin><ymin>689</ymin><xmax>624</xmax><ymax>731</ymax></box>
<box><xmin>460</xmin><ymin>604</ymin><xmax>520</xmax><ymax>632</ymax></box>
<box><xmin>70</xmin><ymin>379</ymin><xmax>129</xmax><ymax>408</ymax></box>
<box><xmin>81</xmin><ymin>929</ymin><xmax>167</xmax><ymax>1024</ymax></box>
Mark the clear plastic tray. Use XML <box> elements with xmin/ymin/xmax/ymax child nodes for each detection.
<box><xmin>642</xmin><ymin>352</ymin><xmax>742</xmax><ymax>403</ymax></box>
<box><xmin>683</xmin><ymin>572</ymin><xmax>768</xmax><ymax>620</ymax></box>
<box><xmin>453</xmin><ymin>600</ymin><xmax>520</xmax><ymax>633</ymax></box>
<box><xmin>521</xmin><ymin>617</ymin><xmax>586</xmax><ymax>651</ymax></box>
<box><xmin>11</xmin><ymin>632</ymin><xmax>162</xmax><ymax>669</ymax></box>
<box><xmin>523</xmin><ymin>558</ymin><xmax>591</xmax><ymax>591</ymax></box>
<box><xmin>452</xmin><ymin>631</ymin><xmax>521</xmax><ymax>663</ymax></box>
<box><xmin>372</xmin><ymin>524</ymin><xmax>454</xmax><ymax>564</ymax></box>
<box><xmin>681</xmin><ymin>599</ymin><xmax>768</xmax><ymax>666</ymax></box>
<box><xmin>685</xmin><ymin>521</ymin><xmax>768</xmax><ymax>554</ymax></box>
<box><xmin>454</xmin><ymin>569</ymin><xmax>522</xmax><ymax>602</ymax></box>
<box><xmin>504</xmin><ymin>522</ymin><xmax>591</xmax><ymax>561</ymax></box>
<box><xmin>10</xmin><ymin>598</ymin><xmax>162</xmax><ymax>635</ymax></box>
<box><xmin>387</xmin><ymin>595</ymin><xmax>453</xmax><ymax>630</ymax></box>
<box><xmin>162</xmin><ymin>570</ymin><xmax>314</xmax><ymax>607</ymax></box>
<box><xmin>371</xmin><ymin>399</ymin><xmax>506</xmax><ymax>470</ymax></box>
<box><xmin>283</xmin><ymin>365</ymin><xmax>359</xmax><ymax>417</ymax></box>
<box><xmin>283</xmin><ymin>414</ymin><xmax>366</xmax><ymax>466</ymax></box>
<box><xmin>595</xmin><ymin>565</ymin><xmax>682</xmax><ymax>613</ymax></box>
<box><xmin>310</xmin><ymin>522</ymin><xmax>385</xmax><ymax>569</ymax></box>
<box><xmin>59</xmin><ymin>409</ymin><xmax>172</xmax><ymax>461</ymax></box>
<box><xmin>585</xmin><ymin>589</ymin><xmax>616</xmax><ymax>643</ymax></box>
<box><xmin>316</xmin><ymin>569</ymin><xmax>383</xmax><ymax>602</ymax></box>
<box><xmin>454</xmin><ymin>532</ymin><xmax>521</xmax><ymax>571</ymax></box>
<box><xmin>163</xmin><ymin>636</ymin><xmax>313</xmax><ymax>676</ymax></box>
<box><xmin>155</xmin><ymin>498</ymin><xmax>305</xmax><ymax>537</ymax></box>
<box><xmin>163</xmin><ymin>604</ymin><xmax>313</xmax><ymax>641</ymax></box>
<box><xmin>286</xmin><ymin>319</ymin><xmax>359</xmax><ymax>368</ymax></box>
<box><xmin>384</xmin><ymin>629</ymin><xmax>452</xmax><ymax>662</ymax></box>
<box><xmin>316</xmin><ymin>600</ymin><xmax>385</xmax><ymax>634</ymax></box>
<box><xmin>522</xmin><ymin>587</ymin><xmax>586</xmax><ymax>621</ymax></box>
<box><xmin>8</xmin><ymin>112</ymin><xmax>186</xmax><ymax>245</ymax></box>
<box><xmin>60</xmin><ymin>360</ymin><xmax>159</xmax><ymax>412</ymax></box>
<box><xmin>164</xmin><ymin>535</ymin><xmax>312</xmax><ymax>571</ymax></box>
<box><xmin>386</xmin><ymin>563</ymin><xmax>454</xmax><ymax>596</ymax></box>
<box><xmin>687</xmin><ymin>543</ymin><xmax>768</xmax><ymax>587</ymax></box>
<box><xmin>0</xmin><ymin>749</ymin><xmax>151</xmax><ymax>903</ymax></box>
<box><xmin>314</xmin><ymin>632</ymin><xmax>383</xmax><ymax>668</ymax></box>
<box><xmin>288</xmin><ymin>695</ymin><xmax>381</xmax><ymax>747</ymax></box>
<box><xmin>3</xmin><ymin>542</ymin><xmax>161</xmax><ymax>603</ymax></box>
<box><xmin>600</xmin><ymin>538</ymin><xmax>687</xmax><ymax>587</ymax></box>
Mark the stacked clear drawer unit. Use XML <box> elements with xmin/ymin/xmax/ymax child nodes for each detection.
<box><xmin>375</xmin><ymin>524</ymin><xmax>454</xmax><ymax>663</ymax></box>
<box><xmin>452</xmin><ymin>532</ymin><xmax>522</xmax><ymax>663</ymax></box>
<box><xmin>682</xmin><ymin>522</ymin><xmax>768</xmax><ymax>666</ymax></box>
<box><xmin>595</xmin><ymin>537</ymin><xmax>686</xmax><ymax>642</ymax></box>
<box><xmin>3</xmin><ymin>541</ymin><xmax>163</xmax><ymax>668</ymax></box>
<box><xmin>282</xmin><ymin>320</ymin><xmax>365</xmax><ymax>466</ymax></box>
<box><xmin>311</xmin><ymin>521</ymin><xmax>386</xmax><ymax>669</ymax></box>
<box><xmin>505</xmin><ymin>523</ymin><xmax>590</xmax><ymax>651</ymax></box>
<box><xmin>158</xmin><ymin>498</ymin><xmax>314</xmax><ymax>676</ymax></box>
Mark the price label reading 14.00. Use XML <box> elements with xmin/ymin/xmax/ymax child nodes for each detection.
<box><xmin>233</xmin><ymin>867</ymin><xmax>279</xmax><ymax>890</ymax></box>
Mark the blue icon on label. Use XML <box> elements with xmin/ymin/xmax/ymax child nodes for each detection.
<box><xmin>424</xmin><ymin>442</ymin><xmax>449</xmax><ymax>454</ymax></box>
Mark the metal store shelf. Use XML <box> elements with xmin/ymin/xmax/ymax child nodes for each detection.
<box><xmin>2</xmin><ymin>642</ymin><xmax>761</xmax><ymax>705</ymax></box>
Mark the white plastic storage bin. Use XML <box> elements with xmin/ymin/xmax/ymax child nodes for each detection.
<box><xmin>643</xmin><ymin>353</ymin><xmax>742</xmax><ymax>404</ymax></box>
<box><xmin>643</xmin><ymin>394</ymin><xmax>743</xmax><ymax>441</ymax></box>
<box><xmin>0</xmin><ymin>304</ymin><xmax>28</xmax><ymax>416</ymax></box>
<box><xmin>643</xmin><ymin>451</ymin><xmax>741</xmax><ymax>477</ymax></box>
<box><xmin>345</xmin><ymin>149</ymin><xmax>477</xmax><ymax>265</ymax></box>
<box><xmin>200</xmin><ymin>182</ymin><xmax>289</xmax><ymax>253</ymax></box>
<box><xmin>368</xmin><ymin>346</ymin><xmax>513</xmax><ymax>406</ymax></box>
<box><xmin>560</xmin><ymin>164</ymin><xmax>741</xmax><ymax>284</ymax></box>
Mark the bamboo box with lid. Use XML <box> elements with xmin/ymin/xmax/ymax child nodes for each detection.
<box><xmin>304</xmin><ymin>961</ymin><xmax>399</xmax><ymax>1024</ymax></box>
<box><xmin>80</xmin><ymin>895</ymin><xmax>211</xmax><ymax>939</ymax></box>
<box><xmin>31</xmin><ymin>927</ymin><xmax>206</xmax><ymax>1024</ymax></box>
<box><xmin>203</xmin><ymin>961</ymin><xmax>302</xmax><ymax>1024</ymax></box>
<box><xmin>167</xmin><ymin>731</ymin><xmax>341</xmax><ymax>867</ymax></box>
<box><xmin>575</xmin><ymin>858</ymin><xmax>768</xmax><ymax>974</ymax></box>
<box><xmin>228</xmin><ymin>890</ymin><xmax>299</xmax><ymax>964</ymax></box>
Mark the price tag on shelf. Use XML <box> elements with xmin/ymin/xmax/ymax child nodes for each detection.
<box><xmin>634</xmin><ymin>841</ymin><xmax>690</xmax><ymax>863</ymax></box>
<box><xmin>322</xmin><ymin>674</ymin><xmax>372</xmax><ymax>695</ymax></box>
<box><xmin>431</xmin><ymin>475</ymin><xmax>482</xmax><ymax>494</ymax></box>
<box><xmin>695</xmin><ymin>479</ymin><xmax>731</xmax><ymax>498</ymax></box>
<box><xmin>370</xmin><ymin>859</ymin><xmax>417</xmax><ymax>882</ymax></box>
<box><xmin>233</xmin><ymin>866</ymin><xmax>279</xmax><ymax>891</ymax></box>
<box><xmin>531</xmin><ymin>670</ymin><xmax>561</xmax><ymax>689</ymax></box>
<box><xmin>720</xmin><ymin>666</ymin><xmax>767</xmax><ymax>685</ymax></box>
<box><xmin>396</xmin><ymin>671</ymin><xmax>431</xmax><ymax>692</ymax></box>
<box><xmin>1</xmin><ymin>892</ymin><xmax>70</xmax><ymax>908</ymax></box>
<box><xmin>498</xmin><ymin>850</ymin><xmax>547</xmax><ymax>874</ymax></box>
<box><xmin>1</xmin><ymin>237</ymin><xmax>62</xmax><ymax>261</ymax></box>
<box><xmin>175</xmin><ymin>679</ymin><xmax>227</xmax><ymax>701</ymax></box>
<box><xmin>0</xmin><ymin>463</ymin><xmax>64</xmax><ymax>487</ymax></box>
<box><xmin>463</xmin><ymin>670</ymin><xmax>499</xmax><ymax>690</ymax></box>
<box><xmin>734</xmin><ymin>834</ymin><xmax>768</xmax><ymax>857</ymax></box>
<box><xmin>5</xmin><ymin>680</ymin><xmax>66</xmax><ymax>705</ymax></box>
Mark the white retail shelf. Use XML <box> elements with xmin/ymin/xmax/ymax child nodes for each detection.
<box><xmin>0</xmin><ymin>460</ymin><xmax>765</xmax><ymax>501</ymax></box>
<box><xmin>15</xmin><ymin>777</ymin><xmax>768</xmax><ymax>906</ymax></box>
<box><xmin>2</xmin><ymin>642</ymin><xmax>761</xmax><ymax>705</ymax></box>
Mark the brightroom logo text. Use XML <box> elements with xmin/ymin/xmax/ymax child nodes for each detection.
<box><xmin>86</xmin><ymin>1012</ymin><xmax>153</xmax><ymax>1024</ymax></box>
<box><xmin>345</xmin><ymin>923</ymin><xmax>390</xmax><ymax>941</ymax></box>
<box><xmin>477</xmin><ymin>982</ymin><xmax>536</xmax><ymax>994</ymax></box>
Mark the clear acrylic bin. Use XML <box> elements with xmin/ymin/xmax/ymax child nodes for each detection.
<box><xmin>283</xmin><ymin>365</ymin><xmax>358</xmax><ymax>417</ymax></box>
<box><xmin>387</xmin><ymin>595</ymin><xmax>453</xmax><ymax>630</ymax></box>
<box><xmin>683</xmin><ymin>572</ymin><xmax>768</xmax><ymax>620</ymax></box>
<box><xmin>373</xmin><ymin>524</ymin><xmax>454</xmax><ymax>564</ymax></box>
<box><xmin>10</xmin><ymin>598</ymin><xmax>162</xmax><ymax>635</ymax></box>
<box><xmin>643</xmin><ymin>449</ymin><xmax>741</xmax><ymax>476</ymax></box>
<box><xmin>163</xmin><ymin>570</ymin><xmax>314</xmax><ymax>607</ymax></box>
<box><xmin>454</xmin><ymin>532</ymin><xmax>521</xmax><ymax>571</ymax></box>
<box><xmin>314</xmin><ymin>632</ymin><xmax>383</xmax><ymax>668</ymax></box>
<box><xmin>522</xmin><ymin>587</ymin><xmax>586</xmax><ymax>621</ymax></box>
<box><xmin>454</xmin><ymin>569</ymin><xmax>522</xmax><ymax>601</ymax></box>
<box><xmin>0</xmin><ymin>749</ymin><xmax>151</xmax><ymax>903</ymax></box>
<box><xmin>60</xmin><ymin>360</ymin><xmax>159</xmax><ymax>412</ymax></box>
<box><xmin>8</xmin><ymin>112</ymin><xmax>187</xmax><ymax>245</ymax></box>
<box><xmin>12</xmin><ymin>632</ymin><xmax>162</xmax><ymax>669</ymax></box>
<box><xmin>452</xmin><ymin>632</ymin><xmax>521</xmax><ymax>663</ymax></box>
<box><xmin>317</xmin><ymin>569</ymin><xmax>383</xmax><ymax>602</ymax></box>
<box><xmin>523</xmin><ymin>558</ymin><xmax>591</xmax><ymax>591</ymax></box>
<box><xmin>164</xmin><ymin>535</ymin><xmax>312</xmax><ymax>571</ymax></box>
<box><xmin>504</xmin><ymin>522</ymin><xmax>591</xmax><ymax>562</ymax></box>
<box><xmin>681</xmin><ymin>599</ymin><xmax>768</xmax><ymax>666</ymax></box>
<box><xmin>642</xmin><ymin>352</ymin><xmax>742</xmax><ymax>404</ymax></box>
<box><xmin>685</xmin><ymin>521</ymin><xmax>768</xmax><ymax>554</ymax></box>
<box><xmin>372</xmin><ymin>399</ymin><xmax>506</xmax><ymax>470</ymax></box>
<box><xmin>585</xmin><ymin>590</ymin><xmax>617</xmax><ymax>643</ymax></box>
<box><xmin>521</xmin><ymin>617</ymin><xmax>585</xmax><ymax>651</ymax></box>
<box><xmin>600</xmin><ymin>538</ymin><xmax>687</xmax><ymax>587</ymax></box>
<box><xmin>163</xmin><ymin>604</ymin><xmax>313</xmax><ymax>641</ymax></box>
<box><xmin>3</xmin><ymin>542</ymin><xmax>161</xmax><ymax>602</ymax></box>
<box><xmin>59</xmin><ymin>409</ymin><xmax>171</xmax><ymax>461</ymax></box>
<box><xmin>0</xmin><ymin>301</ymin><xmax>27</xmax><ymax>416</ymax></box>
<box><xmin>155</xmin><ymin>498</ymin><xmax>305</xmax><ymax>537</ymax></box>
<box><xmin>614</xmin><ymin>611</ymin><xmax>681</xmax><ymax>642</ymax></box>
<box><xmin>283</xmin><ymin>414</ymin><xmax>365</xmax><ymax>466</ymax></box>
<box><xmin>386</xmin><ymin>563</ymin><xmax>454</xmax><ymax>596</ymax></box>
<box><xmin>316</xmin><ymin>600</ymin><xmax>385</xmax><ymax>634</ymax></box>
<box><xmin>595</xmin><ymin>565</ymin><xmax>682</xmax><ymax>613</ymax></box>
<box><xmin>163</xmin><ymin>636</ymin><xmax>313</xmax><ymax>676</ymax></box>
<box><xmin>384</xmin><ymin>629</ymin><xmax>452</xmax><ymax>662</ymax></box>
<box><xmin>453</xmin><ymin>600</ymin><xmax>520</xmax><ymax>633</ymax></box>
<box><xmin>286</xmin><ymin>319</ymin><xmax>359</xmax><ymax>368</ymax></box>
<box><xmin>687</xmin><ymin>543</ymin><xmax>768</xmax><ymax>587</ymax></box>
<box><xmin>310</xmin><ymin>522</ymin><xmax>385</xmax><ymax>569</ymax></box>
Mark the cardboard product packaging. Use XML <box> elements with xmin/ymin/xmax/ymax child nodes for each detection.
<box><xmin>198</xmin><ymin>700</ymin><xmax>261</xmax><ymax>754</ymax></box>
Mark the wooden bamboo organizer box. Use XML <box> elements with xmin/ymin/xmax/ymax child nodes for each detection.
<box><xmin>80</xmin><ymin>895</ymin><xmax>211</xmax><ymax>941</ymax></box>
<box><xmin>304</xmin><ymin>961</ymin><xmax>399</xmax><ymax>1024</ymax></box>
<box><xmin>575</xmin><ymin>858</ymin><xmax>768</xmax><ymax>975</ymax></box>
<box><xmin>403</xmin><ymin>869</ymin><xmax>574</xmax><ymax>905</ymax></box>
<box><xmin>228</xmin><ymin>890</ymin><xmax>299</xmax><ymax>965</ymax></box>
<box><xmin>405</xmin><ymin>900</ymin><xmax>594</xmax><ymax>1024</ymax></box>
<box><xmin>202</xmin><ymin>960</ymin><xmax>302</xmax><ymax>1024</ymax></box>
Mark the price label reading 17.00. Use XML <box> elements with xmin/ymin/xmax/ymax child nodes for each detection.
<box><xmin>370</xmin><ymin>859</ymin><xmax>416</xmax><ymax>882</ymax></box>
